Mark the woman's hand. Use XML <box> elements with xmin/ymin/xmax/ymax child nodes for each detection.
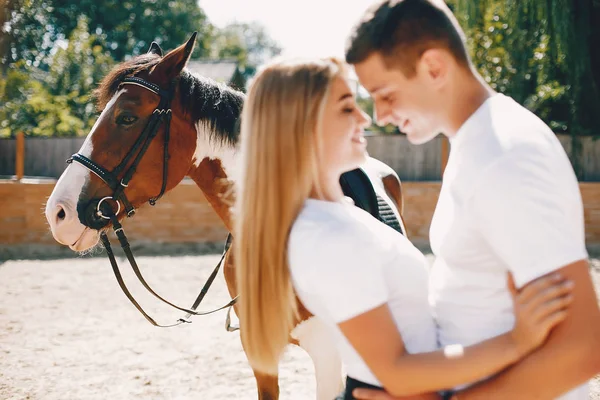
<box><xmin>509</xmin><ymin>271</ymin><xmax>574</xmax><ymax>357</ymax></box>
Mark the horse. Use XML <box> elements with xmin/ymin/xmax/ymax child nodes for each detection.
<box><xmin>44</xmin><ymin>33</ymin><xmax>407</xmax><ymax>400</ymax></box>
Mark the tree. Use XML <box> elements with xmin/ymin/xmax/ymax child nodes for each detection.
<box><xmin>0</xmin><ymin>17</ymin><xmax>114</xmax><ymax>137</ymax></box>
<box><xmin>0</xmin><ymin>0</ymin><xmax>56</xmax><ymax>73</ymax></box>
<box><xmin>0</xmin><ymin>2</ymin><xmax>284</xmax><ymax>137</ymax></box>
<box><xmin>211</xmin><ymin>22</ymin><xmax>282</xmax><ymax>77</ymax></box>
<box><xmin>1</xmin><ymin>0</ymin><xmax>215</xmax><ymax>73</ymax></box>
<box><xmin>48</xmin><ymin>0</ymin><xmax>215</xmax><ymax>61</ymax></box>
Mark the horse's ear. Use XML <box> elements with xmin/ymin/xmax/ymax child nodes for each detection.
<box><xmin>150</xmin><ymin>32</ymin><xmax>197</xmax><ymax>83</ymax></box>
<box><xmin>148</xmin><ymin>41</ymin><xmax>163</xmax><ymax>57</ymax></box>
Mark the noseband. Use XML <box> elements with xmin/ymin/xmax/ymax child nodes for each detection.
<box><xmin>66</xmin><ymin>76</ymin><xmax>238</xmax><ymax>328</ymax></box>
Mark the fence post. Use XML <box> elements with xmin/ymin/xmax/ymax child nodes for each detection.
<box><xmin>15</xmin><ymin>132</ymin><xmax>25</xmax><ymax>181</ymax></box>
<box><xmin>441</xmin><ymin>136</ymin><xmax>449</xmax><ymax>177</ymax></box>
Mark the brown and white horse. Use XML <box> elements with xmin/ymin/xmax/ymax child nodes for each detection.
<box><xmin>44</xmin><ymin>34</ymin><xmax>406</xmax><ymax>400</ymax></box>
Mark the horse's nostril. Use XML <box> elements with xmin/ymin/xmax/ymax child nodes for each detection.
<box><xmin>57</xmin><ymin>207</ymin><xmax>66</xmax><ymax>221</ymax></box>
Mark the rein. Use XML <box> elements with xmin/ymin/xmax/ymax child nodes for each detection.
<box><xmin>67</xmin><ymin>76</ymin><xmax>238</xmax><ymax>328</ymax></box>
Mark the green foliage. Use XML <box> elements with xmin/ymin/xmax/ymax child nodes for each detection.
<box><xmin>0</xmin><ymin>1</ymin><xmax>281</xmax><ymax>137</ymax></box>
<box><xmin>1</xmin><ymin>0</ymin><xmax>214</xmax><ymax>72</ymax></box>
<box><xmin>448</xmin><ymin>0</ymin><xmax>600</xmax><ymax>179</ymax></box>
<box><xmin>46</xmin><ymin>0</ymin><xmax>215</xmax><ymax>61</ymax></box>
<box><xmin>211</xmin><ymin>22</ymin><xmax>282</xmax><ymax>79</ymax></box>
<box><xmin>0</xmin><ymin>0</ymin><xmax>55</xmax><ymax>71</ymax></box>
<box><xmin>0</xmin><ymin>67</ymin><xmax>85</xmax><ymax>137</ymax></box>
<box><xmin>449</xmin><ymin>0</ymin><xmax>600</xmax><ymax>137</ymax></box>
<box><xmin>0</xmin><ymin>17</ymin><xmax>114</xmax><ymax>137</ymax></box>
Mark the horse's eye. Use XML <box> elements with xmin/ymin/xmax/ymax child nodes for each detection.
<box><xmin>117</xmin><ymin>115</ymin><xmax>138</xmax><ymax>125</ymax></box>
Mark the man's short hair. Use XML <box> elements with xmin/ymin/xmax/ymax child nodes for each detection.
<box><xmin>345</xmin><ymin>0</ymin><xmax>471</xmax><ymax>77</ymax></box>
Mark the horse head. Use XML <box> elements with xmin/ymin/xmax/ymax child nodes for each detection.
<box><xmin>45</xmin><ymin>33</ymin><xmax>243</xmax><ymax>251</ymax></box>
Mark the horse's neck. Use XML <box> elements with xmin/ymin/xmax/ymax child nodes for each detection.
<box><xmin>187</xmin><ymin>128</ymin><xmax>237</xmax><ymax>232</ymax></box>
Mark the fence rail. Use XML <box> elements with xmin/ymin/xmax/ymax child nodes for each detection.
<box><xmin>0</xmin><ymin>137</ymin><xmax>85</xmax><ymax>179</ymax></box>
<box><xmin>1</xmin><ymin>134</ymin><xmax>599</xmax><ymax>181</ymax></box>
<box><xmin>0</xmin><ymin>138</ymin><xmax>16</xmax><ymax>177</ymax></box>
<box><xmin>366</xmin><ymin>134</ymin><xmax>445</xmax><ymax>181</ymax></box>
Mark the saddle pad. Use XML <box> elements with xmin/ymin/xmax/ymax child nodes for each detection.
<box><xmin>376</xmin><ymin>194</ymin><xmax>403</xmax><ymax>235</ymax></box>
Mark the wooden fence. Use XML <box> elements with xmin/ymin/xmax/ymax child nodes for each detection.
<box><xmin>0</xmin><ymin>134</ymin><xmax>448</xmax><ymax>181</ymax></box>
<box><xmin>0</xmin><ymin>133</ymin><xmax>599</xmax><ymax>181</ymax></box>
<box><xmin>557</xmin><ymin>135</ymin><xmax>600</xmax><ymax>182</ymax></box>
<box><xmin>367</xmin><ymin>134</ymin><xmax>446</xmax><ymax>181</ymax></box>
<box><xmin>0</xmin><ymin>136</ymin><xmax>85</xmax><ymax>178</ymax></box>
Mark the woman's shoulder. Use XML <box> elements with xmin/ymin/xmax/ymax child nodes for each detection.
<box><xmin>289</xmin><ymin>199</ymin><xmax>407</xmax><ymax>266</ymax></box>
<box><xmin>293</xmin><ymin>198</ymin><xmax>387</xmax><ymax>239</ymax></box>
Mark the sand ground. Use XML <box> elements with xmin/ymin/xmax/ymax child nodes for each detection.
<box><xmin>1</xmin><ymin>252</ymin><xmax>599</xmax><ymax>399</ymax></box>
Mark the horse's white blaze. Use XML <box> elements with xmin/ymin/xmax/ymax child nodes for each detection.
<box><xmin>45</xmin><ymin>90</ymin><xmax>124</xmax><ymax>250</ymax></box>
<box><xmin>193</xmin><ymin>121</ymin><xmax>238</xmax><ymax>182</ymax></box>
<box><xmin>292</xmin><ymin>317</ymin><xmax>345</xmax><ymax>400</ymax></box>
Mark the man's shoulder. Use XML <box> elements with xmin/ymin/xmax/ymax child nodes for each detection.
<box><xmin>450</xmin><ymin>95</ymin><xmax>571</xmax><ymax>197</ymax></box>
<box><xmin>463</xmin><ymin>95</ymin><xmax>561</xmax><ymax>162</ymax></box>
<box><xmin>485</xmin><ymin>94</ymin><xmax>558</xmax><ymax>153</ymax></box>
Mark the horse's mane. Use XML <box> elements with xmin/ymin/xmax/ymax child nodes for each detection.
<box><xmin>94</xmin><ymin>54</ymin><xmax>244</xmax><ymax>147</ymax></box>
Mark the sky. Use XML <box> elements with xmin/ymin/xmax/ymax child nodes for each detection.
<box><xmin>199</xmin><ymin>0</ymin><xmax>379</xmax><ymax>58</ymax></box>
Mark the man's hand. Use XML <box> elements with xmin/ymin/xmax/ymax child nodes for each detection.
<box><xmin>352</xmin><ymin>388</ymin><xmax>441</xmax><ymax>400</ymax></box>
<box><xmin>456</xmin><ymin>260</ymin><xmax>600</xmax><ymax>399</ymax></box>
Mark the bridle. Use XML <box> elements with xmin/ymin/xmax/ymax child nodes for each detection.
<box><xmin>66</xmin><ymin>75</ymin><xmax>238</xmax><ymax>328</ymax></box>
<box><xmin>67</xmin><ymin>76</ymin><xmax>174</xmax><ymax>225</ymax></box>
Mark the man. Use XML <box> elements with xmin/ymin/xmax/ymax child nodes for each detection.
<box><xmin>344</xmin><ymin>0</ymin><xmax>600</xmax><ymax>399</ymax></box>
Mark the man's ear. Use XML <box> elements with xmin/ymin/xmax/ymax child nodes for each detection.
<box><xmin>150</xmin><ymin>32</ymin><xmax>197</xmax><ymax>83</ymax></box>
<box><xmin>418</xmin><ymin>48</ymin><xmax>449</xmax><ymax>88</ymax></box>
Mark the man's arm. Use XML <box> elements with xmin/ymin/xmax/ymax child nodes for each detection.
<box><xmin>338</xmin><ymin>273</ymin><xmax>572</xmax><ymax>397</ymax></box>
<box><xmin>352</xmin><ymin>252</ymin><xmax>599</xmax><ymax>400</ymax></box>
<box><xmin>457</xmin><ymin>259</ymin><xmax>600</xmax><ymax>399</ymax></box>
<box><xmin>461</xmin><ymin>147</ymin><xmax>600</xmax><ymax>397</ymax></box>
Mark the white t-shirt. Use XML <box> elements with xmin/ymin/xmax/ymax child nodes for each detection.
<box><xmin>289</xmin><ymin>198</ymin><xmax>437</xmax><ymax>387</ymax></box>
<box><xmin>429</xmin><ymin>93</ymin><xmax>589</xmax><ymax>399</ymax></box>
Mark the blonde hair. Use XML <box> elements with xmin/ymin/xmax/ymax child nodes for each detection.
<box><xmin>235</xmin><ymin>57</ymin><xmax>345</xmax><ymax>375</ymax></box>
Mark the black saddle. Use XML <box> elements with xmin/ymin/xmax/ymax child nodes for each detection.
<box><xmin>339</xmin><ymin>168</ymin><xmax>404</xmax><ymax>236</ymax></box>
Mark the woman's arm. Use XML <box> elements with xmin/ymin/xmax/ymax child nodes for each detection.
<box><xmin>338</xmin><ymin>273</ymin><xmax>573</xmax><ymax>397</ymax></box>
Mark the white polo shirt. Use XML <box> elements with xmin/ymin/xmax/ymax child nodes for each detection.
<box><xmin>289</xmin><ymin>198</ymin><xmax>437</xmax><ymax>387</ymax></box>
<box><xmin>429</xmin><ymin>93</ymin><xmax>589</xmax><ymax>399</ymax></box>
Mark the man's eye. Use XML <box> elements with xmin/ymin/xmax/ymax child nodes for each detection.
<box><xmin>117</xmin><ymin>115</ymin><xmax>138</xmax><ymax>125</ymax></box>
<box><xmin>343</xmin><ymin>107</ymin><xmax>355</xmax><ymax>114</ymax></box>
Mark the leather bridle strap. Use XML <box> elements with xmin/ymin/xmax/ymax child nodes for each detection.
<box><xmin>101</xmin><ymin>207</ymin><xmax>238</xmax><ymax>327</ymax></box>
<box><xmin>68</xmin><ymin>153</ymin><xmax>137</xmax><ymax>217</ymax></box>
<box><xmin>152</xmin><ymin>108</ymin><xmax>171</xmax><ymax>206</ymax></box>
<box><xmin>67</xmin><ymin>76</ymin><xmax>174</xmax><ymax>217</ymax></box>
<box><xmin>68</xmin><ymin>75</ymin><xmax>238</xmax><ymax>327</ymax></box>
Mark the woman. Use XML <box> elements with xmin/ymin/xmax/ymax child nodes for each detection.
<box><xmin>234</xmin><ymin>57</ymin><xmax>572</xmax><ymax>399</ymax></box>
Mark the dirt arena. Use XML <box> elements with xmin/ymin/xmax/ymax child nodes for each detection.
<box><xmin>1</xmin><ymin>250</ymin><xmax>599</xmax><ymax>400</ymax></box>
